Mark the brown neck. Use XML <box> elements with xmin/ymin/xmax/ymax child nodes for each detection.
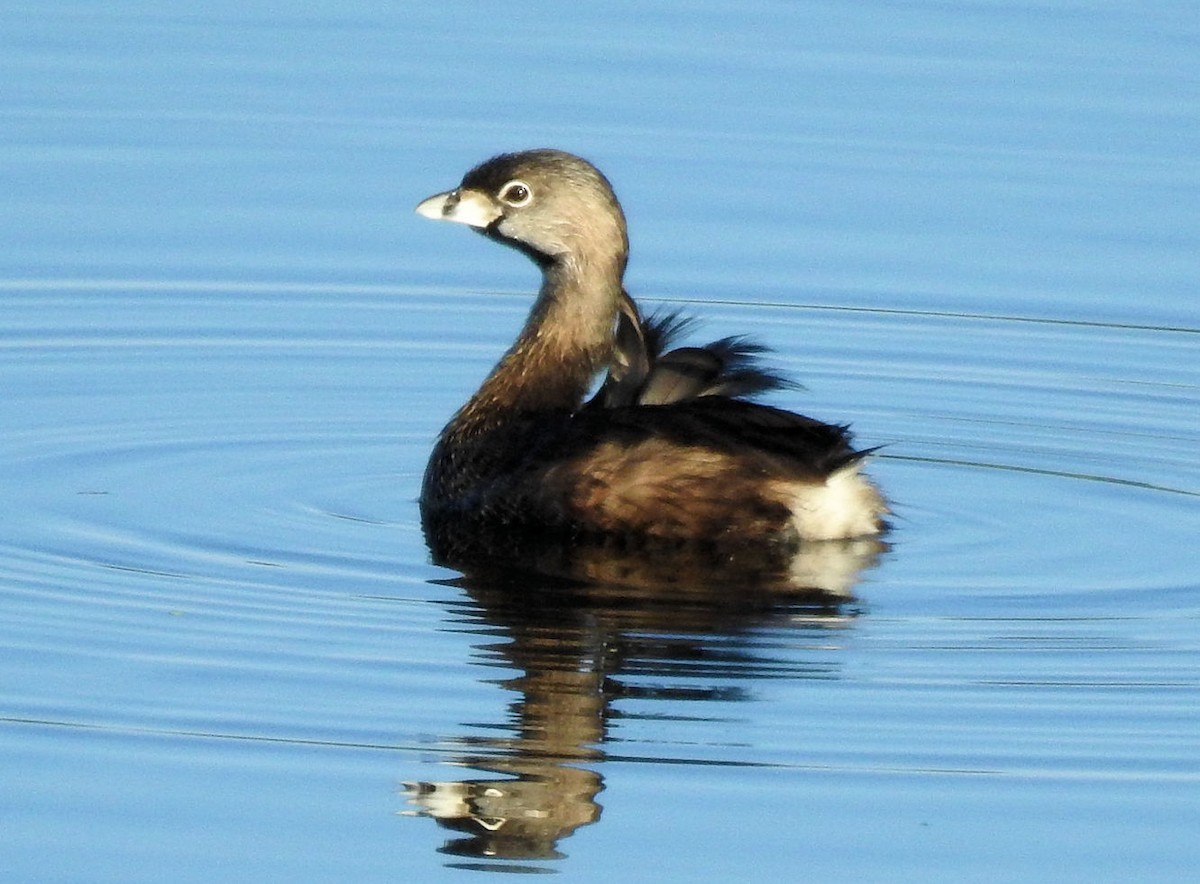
<box><xmin>445</xmin><ymin>253</ymin><xmax>625</xmax><ymax>438</ymax></box>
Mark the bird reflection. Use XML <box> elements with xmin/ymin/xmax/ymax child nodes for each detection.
<box><xmin>402</xmin><ymin>537</ymin><xmax>884</xmax><ymax>863</ymax></box>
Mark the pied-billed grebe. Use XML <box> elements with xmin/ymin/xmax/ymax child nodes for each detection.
<box><xmin>416</xmin><ymin>149</ymin><xmax>887</xmax><ymax>566</ymax></box>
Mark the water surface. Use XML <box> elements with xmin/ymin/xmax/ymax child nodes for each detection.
<box><xmin>2</xmin><ymin>2</ymin><xmax>1198</xmax><ymax>881</ymax></box>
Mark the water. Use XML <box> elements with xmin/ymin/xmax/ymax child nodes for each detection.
<box><xmin>2</xmin><ymin>2</ymin><xmax>1199</xmax><ymax>881</ymax></box>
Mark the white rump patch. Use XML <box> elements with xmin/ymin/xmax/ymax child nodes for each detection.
<box><xmin>781</xmin><ymin>463</ymin><xmax>887</xmax><ymax>542</ymax></box>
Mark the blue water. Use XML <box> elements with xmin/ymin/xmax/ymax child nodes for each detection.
<box><xmin>2</xmin><ymin>2</ymin><xmax>1198</xmax><ymax>881</ymax></box>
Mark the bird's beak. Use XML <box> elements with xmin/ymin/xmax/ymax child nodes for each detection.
<box><xmin>414</xmin><ymin>188</ymin><xmax>501</xmax><ymax>229</ymax></box>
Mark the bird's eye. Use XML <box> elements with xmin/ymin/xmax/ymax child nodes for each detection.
<box><xmin>499</xmin><ymin>180</ymin><xmax>533</xmax><ymax>207</ymax></box>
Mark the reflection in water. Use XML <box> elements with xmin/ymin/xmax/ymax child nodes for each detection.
<box><xmin>403</xmin><ymin>540</ymin><xmax>881</xmax><ymax>863</ymax></box>
<box><xmin>428</xmin><ymin>518</ymin><xmax>888</xmax><ymax>599</ymax></box>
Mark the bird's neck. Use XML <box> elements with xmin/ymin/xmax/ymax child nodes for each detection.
<box><xmin>445</xmin><ymin>254</ymin><xmax>625</xmax><ymax>438</ymax></box>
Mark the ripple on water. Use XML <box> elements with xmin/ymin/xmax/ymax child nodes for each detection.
<box><xmin>3</xmin><ymin>282</ymin><xmax>1197</xmax><ymax>609</ymax></box>
<box><xmin>658</xmin><ymin>298</ymin><xmax>1200</xmax><ymax>609</ymax></box>
<box><xmin>2</xmin><ymin>280</ymin><xmax>1198</xmax><ymax>877</ymax></box>
<box><xmin>0</xmin><ymin>284</ymin><xmax>1196</xmax><ymax>723</ymax></box>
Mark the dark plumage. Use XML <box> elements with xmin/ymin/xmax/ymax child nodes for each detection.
<box><xmin>415</xmin><ymin>149</ymin><xmax>886</xmax><ymax>573</ymax></box>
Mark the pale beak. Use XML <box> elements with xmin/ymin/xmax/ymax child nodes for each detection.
<box><xmin>414</xmin><ymin>188</ymin><xmax>502</xmax><ymax>229</ymax></box>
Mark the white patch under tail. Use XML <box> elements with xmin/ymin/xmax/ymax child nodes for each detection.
<box><xmin>781</xmin><ymin>462</ymin><xmax>888</xmax><ymax>542</ymax></box>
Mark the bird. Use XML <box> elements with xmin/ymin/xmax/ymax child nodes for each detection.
<box><xmin>415</xmin><ymin>149</ymin><xmax>887</xmax><ymax>576</ymax></box>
